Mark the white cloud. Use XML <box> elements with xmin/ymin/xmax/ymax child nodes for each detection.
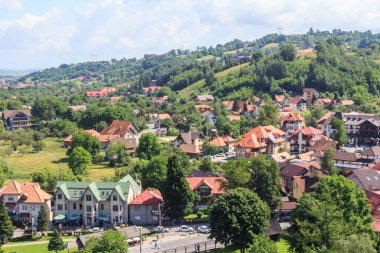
<box><xmin>0</xmin><ymin>0</ymin><xmax>22</xmax><ymax>11</ymax></box>
<box><xmin>2</xmin><ymin>0</ymin><xmax>380</xmax><ymax>68</ymax></box>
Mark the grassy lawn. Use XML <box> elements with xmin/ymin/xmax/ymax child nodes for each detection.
<box><xmin>179</xmin><ymin>63</ymin><xmax>250</xmax><ymax>99</ymax></box>
<box><xmin>262</xmin><ymin>43</ymin><xmax>280</xmax><ymax>49</ymax></box>
<box><xmin>2</xmin><ymin>138</ymin><xmax>113</xmax><ymax>182</ymax></box>
<box><xmin>197</xmin><ymin>55</ymin><xmax>217</xmax><ymax>61</ymax></box>
<box><xmin>277</xmin><ymin>239</ymin><xmax>291</xmax><ymax>253</ymax></box>
<box><xmin>184</xmin><ymin>213</ymin><xmax>209</xmax><ymax>219</ymax></box>
<box><xmin>3</xmin><ymin>243</ymin><xmax>70</xmax><ymax>253</ymax></box>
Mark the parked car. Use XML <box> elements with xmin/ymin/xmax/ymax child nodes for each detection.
<box><xmin>176</xmin><ymin>225</ymin><xmax>194</xmax><ymax>232</ymax></box>
<box><xmin>91</xmin><ymin>227</ymin><xmax>103</xmax><ymax>232</ymax></box>
<box><xmin>226</xmin><ymin>151</ymin><xmax>235</xmax><ymax>156</ymax></box>
<box><xmin>153</xmin><ymin>226</ymin><xmax>169</xmax><ymax>233</ymax></box>
<box><xmin>215</xmin><ymin>153</ymin><xmax>225</xmax><ymax>157</ymax></box>
<box><xmin>197</xmin><ymin>225</ymin><xmax>211</xmax><ymax>233</ymax></box>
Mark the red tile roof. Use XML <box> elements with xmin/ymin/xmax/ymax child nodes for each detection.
<box><xmin>275</xmin><ymin>95</ymin><xmax>286</xmax><ymax>103</ymax></box>
<box><xmin>236</xmin><ymin>125</ymin><xmax>286</xmax><ymax>149</ymax></box>
<box><xmin>209</xmin><ymin>136</ymin><xmax>236</xmax><ymax>147</ymax></box>
<box><xmin>293</xmin><ymin>126</ymin><xmax>323</xmax><ymax>136</ymax></box>
<box><xmin>86</xmin><ymin>91</ymin><xmax>108</xmax><ymax>97</ymax></box>
<box><xmin>101</xmin><ymin>120</ymin><xmax>137</xmax><ymax>137</ymax></box>
<box><xmin>0</xmin><ymin>181</ymin><xmax>51</xmax><ymax>203</ymax></box>
<box><xmin>281</xmin><ymin>113</ymin><xmax>303</xmax><ymax>123</ymax></box>
<box><xmin>186</xmin><ymin>177</ymin><xmax>226</xmax><ymax>195</ymax></box>
<box><xmin>289</xmin><ymin>97</ymin><xmax>306</xmax><ymax>104</ymax></box>
<box><xmin>129</xmin><ymin>188</ymin><xmax>163</xmax><ymax>205</ymax></box>
<box><xmin>364</xmin><ymin>190</ymin><xmax>380</xmax><ymax>214</ymax></box>
<box><xmin>316</xmin><ymin>112</ymin><xmax>335</xmax><ymax>124</ymax></box>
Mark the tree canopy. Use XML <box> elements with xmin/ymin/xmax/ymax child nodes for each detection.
<box><xmin>68</xmin><ymin>147</ymin><xmax>92</xmax><ymax>176</ymax></box>
<box><xmin>136</xmin><ymin>133</ymin><xmax>163</xmax><ymax>160</ymax></box>
<box><xmin>209</xmin><ymin>188</ymin><xmax>270</xmax><ymax>253</ymax></box>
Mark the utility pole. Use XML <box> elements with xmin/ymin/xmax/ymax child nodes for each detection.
<box><xmin>139</xmin><ymin>226</ymin><xmax>142</xmax><ymax>253</ymax></box>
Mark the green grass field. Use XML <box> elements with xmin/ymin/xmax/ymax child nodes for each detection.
<box><xmin>197</xmin><ymin>55</ymin><xmax>218</xmax><ymax>61</ymax></box>
<box><xmin>2</xmin><ymin>138</ymin><xmax>114</xmax><ymax>182</ymax></box>
<box><xmin>179</xmin><ymin>63</ymin><xmax>250</xmax><ymax>98</ymax></box>
<box><xmin>206</xmin><ymin>239</ymin><xmax>290</xmax><ymax>252</ymax></box>
<box><xmin>262</xmin><ymin>43</ymin><xmax>280</xmax><ymax>49</ymax></box>
<box><xmin>3</xmin><ymin>243</ymin><xmax>70</xmax><ymax>253</ymax></box>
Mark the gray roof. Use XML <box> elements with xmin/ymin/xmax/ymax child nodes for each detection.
<box><xmin>350</xmin><ymin>169</ymin><xmax>380</xmax><ymax>190</ymax></box>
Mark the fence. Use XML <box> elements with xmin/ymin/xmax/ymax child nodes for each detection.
<box><xmin>155</xmin><ymin>240</ymin><xmax>225</xmax><ymax>253</ymax></box>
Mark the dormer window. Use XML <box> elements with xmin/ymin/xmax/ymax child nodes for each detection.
<box><xmin>57</xmin><ymin>194</ymin><xmax>62</xmax><ymax>200</ymax></box>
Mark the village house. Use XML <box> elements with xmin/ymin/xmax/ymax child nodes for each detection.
<box><xmin>152</xmin><ymin>96</ymin><xmax>169</xmax><ymax>106</ymax></box>
<box><xmin>195</xmin><ymin>104</ymin><xmax>214</xmax><ymax>113</ymax></box>
<box><xmin>0</xmin><ymin>180</ymin><xmax>52</xmax><ymax>226</ymax></box>
<box><xmin>280</xmin><ymin>161</ymin><xmax>324</xmax><ymax>199</ymax></box>
<box><xmin>226</xmin><ymin>115</ymin><xmax>241</xmax><ymax>121</ymax></box>
<box><xmin>128</xmin><ymin>188</ymin><xmax>163</xmax><ymax>225</ymax></box>
<box><xmin>303</xmin><ymin>88</ymin><xmax>319</xmax><ymax>105</ymax></box>
<box><xmin>64</xmin><ymin>129</ymin><xmax>118</xmax><ymax>149</ymax></box>
<box><xmin>174</xmin><ymin>131</ymin><xmax>205</xmax><ymax>158</ymax></box>
<box><xmin>186</xmin><ymin>174</ymin><xmax>226</xmax><ymax>207</ymax></box>
<box><xmin>314</xmin><ymin>98</ymin><xmax>332</xmax><ymax>109</ymax></box>
<box><xmin>53</xmin><ymin>175</ymin><xmax>141</xmax><ymax>227</ymax></box>
<box><xmin>86</xmin><ymin>90</ymin><xmax>108</xmax><ymax>99</ymax></box>
<box><xmin>317</xmin><ymin>111</ymin><xmax>380</xmax><ymax>146</ymax></box>
<box><xmin>109</xmin><ymin>137</ymin><xmax>138</xmax><ymax>155</ymax></box>
<box><xmin>280</xmin><ymin>113</ymin><xmax>304</xmax><ymax>134</ymax></box>
<box><xmin>347</xmin><ymin>168</ymin><xmax>380</xmax><ymax>191</ymax></box>
<box><xmin>222</xmin><ymin>101</ymin><xmax>234</xmax><ymax>111</ymax></box>
<box><xmin>234</xmin><ymin>126</ymin><xmax>286</xmax><ymax>158</ymax></box>
<box><xmin>142</xmin><ymin>86</ymin><xmax>161</xmax><ymax>95</ymax></box>
<box><xmin>101</xmin><ymin>120</ymin><xmax>140</xmax><ymax>140</ymax></box>
<box><xmin>289</xmin><ymin>127</ymin><xmax>325</xmax><ymax>154</ymax></box>
<box><xmin>147</xmin><ymin>113</ymin><xmax>171</xmax><ymax>121</ymax></box>
<box><xmin>2</xmin><ymin>109</ymin><xmax>32</xmax><ymax>130</ymax></box>
<box><xmin>209</xmin><ymin>136</ymin><xmax>236</xmax><ymax>152</ymax></box>
<box><xmin>201</xmin><ymin>110</ymin><xmax>217</xmax><ymax>125</ymax></box>
<box><xmin>194</xmin><ymin>95</ymin><xmax>214</xmax><ymax>102</ymax></box>
<box><xmin>289</xmin><ymin>98</ymin><xmax>307</xmax><ymax>111</ymax></box>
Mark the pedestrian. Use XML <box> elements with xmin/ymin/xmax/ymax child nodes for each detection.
<box><xmin>197</xmin><ymin>244</ymin><xmax>200</xmax><ymax>252</ymax></box>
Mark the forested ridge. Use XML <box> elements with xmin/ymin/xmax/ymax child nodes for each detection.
<box><xmin>18</xmin><ymin>29</ymin><xmax>380</xmax><ymax>101</ymax></box>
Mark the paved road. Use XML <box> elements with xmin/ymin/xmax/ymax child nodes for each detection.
<box><xmin>129</xmin><ymin>232</ymin><xmax>213</xmax><ymax>253</ymax></box>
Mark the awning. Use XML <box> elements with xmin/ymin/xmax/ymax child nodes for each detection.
<box><xmin>68</xmin><ymin>214</ymin><xmax>81</xmax><ymax>220</ymax></box>
<box><xmin>127</xmin><ymin>239</ymin><xmax>133</xmax><ymax>243</ymax></box>
<box><xmin>53</xmin><ymin>214</ymin><xmax>66</xmax><ymax>221</ymax></box>
<box><xmin>97</xmin><ymin>215</ymin><xmax>110</xmax><ymax>221</ymax></box>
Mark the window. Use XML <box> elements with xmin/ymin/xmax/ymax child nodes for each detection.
<box><xmin>113</xmin><ymin>195</ymin><xmax>118</xmax><ymax>201</ymax></box>
<box><xmin>115</xmin><ymin>216</ymin><xmax>118</xmax><ymax>223</ymax></box>
<box><xmin>134</xmin><ymin>205</ymin><xmax>140</xmax><ymax>210</ymax></box>
<box><xmin>65</xmin><ymin>204</ymin><xmax>67</xmax><ymax>210</ymax></box>
<box><xmin>79</xmin><ymin>204</ymin><xmax>83</xmax><ymax>210</ymax></box>
<box><xmin>100</xmin><ymin>204</ymin><xmax>104</xmax><ymax>211</ymax></box>
<box><xmin>113</xmin><ymin>205</ymin><xmax>118</xmax><ymax>212</ymax></box>
<box><xmin>22</xmin><ymin>206</ymin><xmax>27</xmax><ymax>211</ymax></box>
<box><xmin>73</xmin><ymin>203</ymin><xmax>76</xmax><ymax>210</ymax></box>
<box><xmin>94</xmin><ymin>205</ymin><xmax>97</xmax><ymax>212</ymax></box>
<box><xmin>57</xmin><ymin>194</ymin><xmax>62</xmax><ymax>200</ymax></box>
<box><xmin>152</xmin><ymin>206</ymin><xmax>158</xmax><ymax>211</ymax></box>
<box><xmin>58</xmin><ymin>204</ymin><xmax>63</xmax><ymax>211</ymax></box>
<box><xmin>86</xmin><ymin>206</ymin><xmax>92</xmax><ymax>212</ymax></box>
<box><xmin>8</xmin><ymin>196</ymin><xmax>14</xmax><ymax>201</ymax></box>
<box><xmin>86</xmin><ymin>195</ymin><xmax>92</xmax><ymax>201</ymax></box>
<box><xmin>101</xmin><ymin>191</ymin><xmax>105</xmax><ymax>196</ymax></box>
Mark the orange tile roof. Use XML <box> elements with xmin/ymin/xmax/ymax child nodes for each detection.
<box><xmin>129</xmin><ymin>188</ymin><xmax>163</xmax><ymax>205</ymax></box>
<box><xmin>195</xmin><ymin>105</ymin><xmax>213</xmax><ymax>110</ymax></box>
<box><xmin>143</xmin><ymin>86</ymin><xmax>161</xmax><ymax>92</ymax></box>
<box><xmin>301</xmin><ymin>126</ymin><xmax>323</xmax><ymax>136</ymax></box>
<box><xmin>209</xmin><ymin>136</ymin><xmax>236</xmax><ymax>147</ymax></box>
<box><xmin>64</xmin><ymin>129</ymin><xmax>100</xmax><ymax>142</ymax></box>
<box><xmin>86</xmin><ymin>91</ymin><xmax>108</xmax><ymax>97</ymax></box>
<box><xmin>0</xmin><ymin>181</ymin><xmax>51</xmax><ymax>203</ymax></box>
<box><xmin>226</xmin><ymin>115</ymin><xmax>240</xmax><ymax>121</ymax></box>
<box><xmin>97</xmin><ymin>135</ymin><xmax>118</xmax><ymax>142</ymax></box>
<box><xmin>101</xmin><ymin>120</ymin><xmax>137</xmax><ymax>137</ymax></box>
<box><xmin>186</xmin><ymin>177</ymin><xmax>226</xmax><ymax>195</ymax></box>
<box><xmin>275</xmin><ymin>95</ymin><xmax>286</xmax><ymax>103</ymax></box>
<box><xmin>316</xmin><ymin>112</ymin><xmax>335</xmax><ymax>124</ymax></box>
<box><xmin>236</xmin><ymin>125</ymin><xmax>285</xmax><ymax>148</ymax></box>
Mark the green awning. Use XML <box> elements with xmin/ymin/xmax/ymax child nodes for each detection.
<box><xmin>68</xmin><ymin>214</ymin><xmax>81</xmax><ymax>220</ymax></box>
<box><xmin>97</xmin><ymin>215</ymin><xmax>110</xmax><ymax>221</ymax></box>
<box><xmin>53</xmin><ymin>214</ymin><xmax>66</xmax><ymax>221</ymax></box>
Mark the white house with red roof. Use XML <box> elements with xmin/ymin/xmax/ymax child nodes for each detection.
<box><xmin>289</xmin><ymin>97</ymin><xmax>307</xmax><ymax>111</ymax></box>
<box><xmin>209</xmin><ymin>136</ymin><xmax>236</xmax><ymax>151</ymax></box>
<box><xmin>129</xmin><ymin>189</ymin><xmax>163</xmax><ymax>225</ymax></box>
<box><xmin>289</xmin><ymin>127</ymin><xmax>325</xmax><ymax>154</ymax></box>
<box><xmin>186</xmin><ymin>176</ymin><xmax>226</xmax><ymax>207</ymax></box>
<box><xmin>234</xmin><ymin>126</ymin><xmax>286</xmax><ymax>158</ymax></box>
<box><xmin>0</xmin><ymin>180</ymin><xmax>52</xmax><ymax>225</ymax></box>
<box><xmin>280</xmin><ymin>113</ymin><xmax>305</xmax><ymax>134</ymax></box>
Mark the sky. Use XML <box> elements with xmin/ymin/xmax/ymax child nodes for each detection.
<box><xmin>1</xmin><ymin>0</ymin><xmax>380</xmax><ymax>69</ymax></box>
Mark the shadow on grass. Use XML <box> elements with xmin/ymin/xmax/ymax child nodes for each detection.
<box><xmin>52</xmin><ymin>157</ymin><xmax>68</xmax><ymax>164</ymax></box>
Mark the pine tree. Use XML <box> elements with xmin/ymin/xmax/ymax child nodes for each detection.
<box><xmin>48</xmin><ymin>229</ymin><xmax>64</xmax><ymax>253</ymax></box>
<box><xmin>162</xmin><ymin>155</ymin><xmax>194</xmax><ymax>219</ymax></box>
<box><xmin>0</xmin><ymin>203</ymin><xmax>13</xmax><ymax>245</ymax></box>
<box><xmin>37</xmin><ymin>206</ymin><xmax>49</xmax><ymax>232</ymax></box>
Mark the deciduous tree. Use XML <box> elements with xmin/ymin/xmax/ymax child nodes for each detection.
<box><xmin>136</xmin><ymin>133</ymin><xmax>163</xmax><ymax>160</ymax></box>
<box><xmin>68</xmin><ymin>147</ymin><xmax>92</xmax><ymax>176</ymax></box>
<box><xmin>209</xmin><ymin>188</ymin><xmax>270</xmax><ymax>253</ymax></box>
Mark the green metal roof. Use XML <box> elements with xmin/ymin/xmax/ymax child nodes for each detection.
<box><xmin>56</xmin><ymin>174</ymin><xmax>139</xmax><ymax>201</ymax></box>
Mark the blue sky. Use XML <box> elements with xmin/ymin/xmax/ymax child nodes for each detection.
<box><xmin>1</xmin><ymin>0</ymin><xmax>380</xmax><ymax>69</ymax></box>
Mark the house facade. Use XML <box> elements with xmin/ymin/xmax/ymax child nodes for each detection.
<box><xmin>53</xmin><ymin>175</ymin><xmax>141</xmax><ymax>227</ymax></box>
<box><xmin>101</xmin><ymin>121</ymin><xmax>140</xmax><ymax>140</ymax></box>
<box><xmin>303</xmin><ymin>88</ymin><xmax>318</xmax><ymax>105</ymax></box>
<box><xmin>0</xmin><ymin>181</ymin><xmax>52</xmax><ymax>225</ymax></box>
<box><xmin>280</xmin><ymin>113</ymin><xmax>304</xmax><ymax>134</ymax></box>
<box><xmin>186</xmin><ymin>176</ymin><xmax>225</xmax><ymax>207</ymax></box>
<box><xmin>234</xmin><ymin>126</ymin><xmax>286</xmax><ymax>158</ymax></box>
<box><xmin>128</xmin><ymin>189</ymin><xmax>163</xmax><ymax>225</ymax></box>
<box><xmin>174</xmin><ymin>131</ymin><xmax>204</xmax><ymax>157</ymax></box>
<box><xmin>2</xmin><ymin>110</ymin><xmax>32</xmax><ymax>130</ymax></box>
<box><xmin>289</xmin><ymin>127</ymin><xmax>324</xmax><ymax>154</ymax></box>
<box><xmin>289</xmin><ymin>98</ymin><xmax>307</xmax><ymax>111</ymax></box>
